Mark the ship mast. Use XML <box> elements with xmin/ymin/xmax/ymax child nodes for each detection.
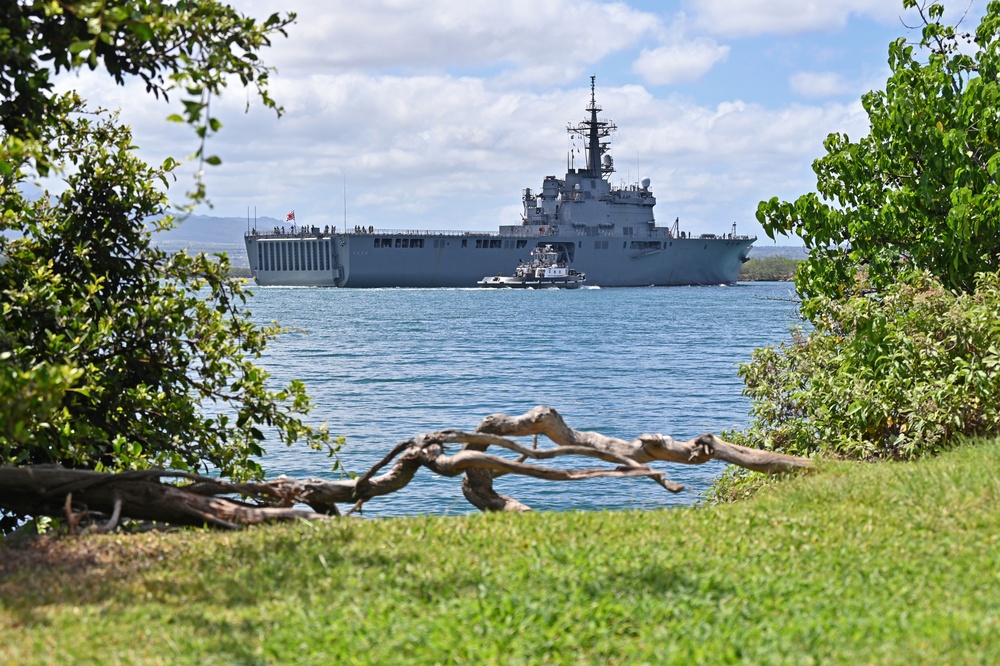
<box><xmin>568</xmin><ymin>75</ymin><xmax>616</xmax><ymax>178</ymax></box>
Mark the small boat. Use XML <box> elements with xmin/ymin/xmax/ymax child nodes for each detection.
<box><xmin>479</xmin><ymin>244</ymin><xmax>586</xmax><ymax>289</ymax></box>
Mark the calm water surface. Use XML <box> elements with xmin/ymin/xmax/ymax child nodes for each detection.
<box><xmin>248</xmin><ymin>283</ymin><xmax>800</xmax><ymax>517</ymax></box>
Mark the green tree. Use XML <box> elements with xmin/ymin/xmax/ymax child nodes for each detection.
<box><xmin>0</xmin><ymin>1</ymin><xmax>332</xmax><ymax>512</ymax></box>
<box><xmin>757</xmin><ymin>0</ymin><xmax>1000</xmax><ymax>316</ymax></box>
<box><xmin>721</xmin><ymin>1</ymin><xmax>1000</xmax><ymax>484</ymax></box>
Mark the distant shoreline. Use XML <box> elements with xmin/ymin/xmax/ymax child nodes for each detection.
<box><xmin>739</xmin><ymin>256</ymin><xmax>801</xmax><ymax>282</ymax></box>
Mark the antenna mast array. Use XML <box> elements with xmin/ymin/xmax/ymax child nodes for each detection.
<box><xmin>567</xmin><ymin>75</ymin><xmax>617</xmax><ymax>177</ymax></box>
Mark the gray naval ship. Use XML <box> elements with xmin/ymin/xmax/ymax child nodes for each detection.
<box><xmin>244</xmin><ymin>78</ymin><xmax>755</xmax><ymax>287</ymax></box>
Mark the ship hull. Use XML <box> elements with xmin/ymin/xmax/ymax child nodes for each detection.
<box><xmin>244</xmin><ymin>232</ymin><xmax>753</xmax><ymax>288</ymax></box>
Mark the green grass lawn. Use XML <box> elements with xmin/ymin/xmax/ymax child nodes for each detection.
<box><xmin>3</xmin><ymin>440</ymin><xmax>1000</xmax><ymax>665</ymax></box>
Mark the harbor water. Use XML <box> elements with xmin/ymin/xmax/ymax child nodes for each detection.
<box><xmin>250</xmin><ymin>283</ymin><xmax>800</xmax><ymax>517</ymax></box>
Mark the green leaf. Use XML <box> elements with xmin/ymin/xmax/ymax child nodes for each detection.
<box><xmin>128</xmin><ymin>22</ymin><xmax>154</xmax><ymax>42</ymax></box>
<box><xmin>68</xmin><ymin>40</ymin><xmax>92</xmax><ymax>55</ymax></box>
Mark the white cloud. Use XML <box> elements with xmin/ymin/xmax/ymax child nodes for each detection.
<box><xmin>605</xmin><ymin>96</ymin><xmax>869</xmax><ymax>227</ymax></box>
<box><xmin>50</xmin><ymin>68</ymin><xmax>874</xmax><ymax>239</ymax></box>
<box><xmin>789</xmin><ymin>71</ymin><xmax>852</xmax><ymax>98</ymax></box>
<box><xmin>238</xmin><ymin>0</ymin><xmax>660</xmax><ymax>84</ymax></box>
<box><xmin>190</xmin><ymin>74</ymin><xmax>871</xmax><ymax>237</ymax></box>
<box><xmin>633</xmin><ymin>39</ymin><xmax>731</xmax><ymax>85</ymax></box>
<box><xmin>689</xmin><ymin>0</ymin><xmax>905</xmax><ymax>37</ymax></box>
<box><xmin>40</xmin><ymin>0</ymin><xmax>908</xmax><ymax>240</ymax></box>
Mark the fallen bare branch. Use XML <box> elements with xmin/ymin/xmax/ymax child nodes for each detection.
<box><xmin>0</xmin><ymin>406</ymin><xmax>809</xmax><ymax>527</ymax></box>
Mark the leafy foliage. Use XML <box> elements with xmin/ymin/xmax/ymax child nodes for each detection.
<box><xmin>0</xmin><ymin>1</ymin><xmax>333</xmax><ymax>503</ymax></box>
<box><xmin>727</xmin><ymin>1</ymin><xmax>1000</xmax><ymax>487</ymax></box>
<box><xmin>3</xmin><ymin>104</ymin><xmax>330</xmax><ymax>478</ymax></box>
<box><xmin>727</xmin><ymin>270</ymin><xmax>1000</xmax><ymax>463</ymax></box>
<box><xmin>1</xmin><ymin>0</ymin><xmax>292</xmax><ymax>197</ymax></box>
<box><xmin>757</xmin><ymin>1</ymin><xmax>1000</xmax><ymax>316</ymax></box>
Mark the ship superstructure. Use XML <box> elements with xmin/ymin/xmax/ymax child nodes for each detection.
<box><xmin>244</xmin><ymin>77</ymin><xmax>754</xmax><ymax>287</ymax></box>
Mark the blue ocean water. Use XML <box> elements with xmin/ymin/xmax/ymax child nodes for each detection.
<box><xmin>248</xmin><ymin>283</ymin><xmax>800</xmax><ymax>517</ymax></box>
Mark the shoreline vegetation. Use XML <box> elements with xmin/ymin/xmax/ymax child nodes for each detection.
<box><xmin>2</xmin><ymin>437</ymin><xmax>998</xmax><ymax>663</ymax></box>
<box><xmin>738</xmin><ymin>256</ymin><xmax>800</xmax><ymax>282</ymax></box>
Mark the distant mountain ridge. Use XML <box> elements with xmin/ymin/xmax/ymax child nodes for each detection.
<box><xmin>151</xmin><ymin>214</ymin><xmax>277</xmax><ymax>268</ymax></box>
<box><xmin>153</xmin><ymin>213</ymin><xmax>277</xmax><ymax>244</ymax></box>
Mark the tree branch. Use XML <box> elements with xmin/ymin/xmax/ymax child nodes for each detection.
<box><xmin>0</xmin><ymin>406</ymin><xmax>810</xmax><ymax>527</ymax></box>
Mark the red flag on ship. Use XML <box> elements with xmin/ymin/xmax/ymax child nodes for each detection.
<box><xmin>285</xmin><ymin>210</ymin><xmax>295</xmax><ymax>222</ymax></box>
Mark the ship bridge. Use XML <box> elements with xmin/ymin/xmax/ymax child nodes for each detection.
<box><xmin>521</xmin><ymin>77</ymin><xmax>656</xmax><ymax>230</ymax></box>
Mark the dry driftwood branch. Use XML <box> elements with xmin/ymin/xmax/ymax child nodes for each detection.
<box><xmin>460</xmin><ymin>405</ymin><xmax>809</xmax><ymax>511</ymax></box>
<box><xmin>481</xmin><ymin>406</ymin><xmax>809</xmax><ymax>472</ymax></box>
<box><xmin>0</xmin><ymin>406</ymin><xmax>809</xmax><ymax>528</ymax></box>
<box><xmin>0</xmin><ymin>466</ymin><xmax>329</xmax><ymax>530</ymax></box>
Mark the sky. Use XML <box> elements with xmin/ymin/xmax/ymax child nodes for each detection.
<box><xmin>55</xmin><ymin>0</ymin><xmax>986</xmax><ymax>241</ymax></box>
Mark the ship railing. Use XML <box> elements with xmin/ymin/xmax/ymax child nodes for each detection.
<box><xmin>697</xmin><ymin>233</ymin><xmax>757</xmax><ymax>240</ymax></box>
<box><xmin>245</xmin><ymin>228</ymin><xmax>335</xmax><ymax>239</ymax></box>
<box><xmin>246</xmin><ymin>228</ymin><xmax>493</xmax><ymax>239</ymax></box>
<box><xmin>244</xmin><ymin>227</ymin><xmax>757</xmax><ymax>241</ymax></box>
<box><xmin>359</xmin><ymin>229</ymin><xmax>502</xmax><ymax>236</ymax></box>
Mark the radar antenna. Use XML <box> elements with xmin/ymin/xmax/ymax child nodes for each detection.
<box><xmin>567</xmin><ymin>75</ymin><xmax>616</xmax><ymax>178</ymax></box>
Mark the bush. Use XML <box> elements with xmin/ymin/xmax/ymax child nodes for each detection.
<box><xmin>726</xmin><ymin>270</ymin><xmax>1000</xmax><ymax>462</ymax></box>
